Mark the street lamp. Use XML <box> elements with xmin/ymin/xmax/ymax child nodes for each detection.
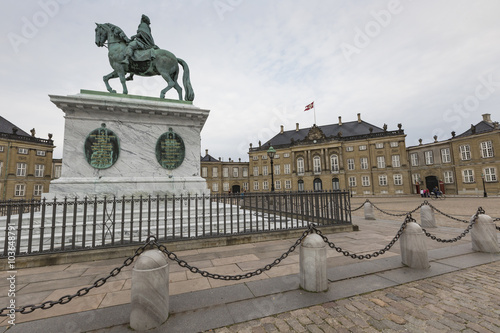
<box><xmin>481</xmin><ymin>173</ymin><xmax>487</xmax><ymax>197</ymax></box>
<box><xmin>267</xmin><ymin>146</ymin><xmax>276</xmax><ymax>192</ymax></box>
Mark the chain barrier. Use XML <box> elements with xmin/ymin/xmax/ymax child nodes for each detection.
<box><xmin>369</xmin><ymin>200</ymin><xmax>425</xmax><ymax>217</ymax></box>
<box><xmin>421</xmin><ymin>207</ymin><xmax>484</xmax><ymax>243</ymax></box>
<box><xmin>350</xmin><ymin>199</ymin><xmax>369</xmax><ymax>212</ymax></box>
<box><xmin>424</xmin><ymin>202</ymin><xmax>469</xmax><ymax>223</ymax></box>
<box><xmin>0</xmin><ymin>237</ymin><xmax>157</xmax><ymax>317</ymax></box>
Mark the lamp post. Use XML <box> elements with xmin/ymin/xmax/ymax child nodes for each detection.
<box><xmin>267</xmin><ymin>146</ymin><xmax>276</xmax><ymax>192</ymax></box>
<box><xmin>481</xmin><ymin>173</ymin><xmax>487</xmax><ymax>197</ymax></box>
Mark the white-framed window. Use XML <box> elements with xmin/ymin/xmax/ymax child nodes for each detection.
<box><xmin>392</xmin><ymin>155</ymin><xmax>400</xmax><ymax>168</ymax></box>
<box><xmin>262</xmin><ymin>155</ymin><xmax>267</xmax><ymax>160</ymax></box>
<box><xmin>298</xmin><ymin>180</ymin><xmax>304</xmax><ymax>192</ymax></box>
<box><xmin>347</xmin><ymin>158</ymin><xmax>355</xmax><ymax>170</ymax></box>
<box><xmin>252</xmin><ymin>156</ymin><xmax>258</xmax><ymax>161</ymax></box>
<box><xmin>283</xmin><ymin>153</ymin><xmax>290</xmax><ymax>158</ymax></box>
<box><xmin>390</xmin><ymin>141</ymin><xmax>399</xmax><ymax>147</ymax></box>
<box><xmin>484</xmin><ymin>167</ymin><xmax>497</xmax><ymax>182</ymax></box>
<box><xmin>34</xmin><ymin>184</ymin><xmax>43</xmax><ymax>196</ymax></box>
<box><xmin>36</xmin><ymin>150</ymin><xmax>46</xmax><ymax>156</ymax></box>
<box><xmin>212</xmin><ymin>167</ymin><xmax>218</xmax><ymax>178</ymax></box>
<box><xmin>313</xmin><ymin>156</ymin><xmax>321</xmax><ymax>174</ymax></box>
<box><xmin>463</xmin><ymin>169</ymin><xmax>474</xmax><ymax>183</ymax></box>
<box><xmin>0</xmin><ymin>146</ymin><xmax>4</xmax><ymax>152</ymax></box>
<box><xmin>313</xmin><ymin>178</ymin><xmax>323</xmax><ymax>191</ymax></box>
<box><xmin>375</xmin><ymin>143</ymin><xmax>384</xmax><ymax>149</ymax></box>
<box><xmin>212</xmin><ymin>183</ymin><xmax>219</xmax><ymax>192</ymax></box>
<box><xmin>480</xmin><ymin>141</ymin><xmax>494</xmax><ymax>158</ymax></box>
<box><xmin>411</xmin><ymin>173</ymin><xmax>420</xmax><ymax>185</ymax></box>
<box><xmin>232</xmin><ymin>167</ymin><xmax>239</xmax><ymax>177</ymax></box>
<box><xmin>253</xmin><ymin>181</ymin><xmax>259</xmax><ymax>191</ymax></box>
<box><xmin>459</xmin><ymin>145</ymin><xmax>471</xmax><ymax>161</ymax></box>
<box><xmin>18</xmin><ymin>148</ymin><xmax>28</xmax><ymax>155</ymax></box>
<box><xmin>201</xmin><ymin>167</ymin><xmax>208</xmax><ymax>178</ymax></box>
<box><xmin>348</xmin><ymin>176</ymin><xmax>356</xmax><ymax>187</ymax></box>
<box><xmin>16</xmin><ymin>162</ymin><xmax>27</xmax><ymax>176</ymax></box>
<box><xmin>274</xmin><ymin>164</ymin><xmax>280</xmax><ymax>175</ymax></box>
<box><xmin>444</xmin><ymin>171</ymin><xmax>454</xmax><ymax>184</ymax></box>
<box><xmin>361</xmin><ymin>176</ymin><xmax>370</xmax><ymax>187</ymax></box>
<box><xmin>54</xmin><ymin>165</ymin><xmax>61</xmax><ymax>178</ymax></box>
<box><xmin>346</xmin><ymin>146</ymin><xmax>354</xmax><ymax>152</ymax></box>
<box><xmin>243</xmin><ymin>182</ymin><xmax>249</xmax><ymax>191</ymax></box>
<box><xmin>424</xmin><ymin>151</ymin><xmax>434</xmax><ymax>165</ymax></box>
<box><xmin>441</xmin><ymin>148</ymin><xmax>451</xmax><ymax>163</ymax></box>
<box><xmin>253</xmin><ymin>166</ymin><xmax>259</xmax><ymax>176</ymax></box>
<box><xmin>393</xmin><ymin>174</ymin><xmax>403</xmax><ymax>185</ymax></box>
<box><xmin>284</xmin><ymin>164</ymin><xmax>291</xmax><ymax>174</ymax></box>
<box><xmin>359</xmin><ymin>145</ymin><xmax>367</xmax><ymax>151</ymax></box>
<box><xmin>297</xmin><ymin>157</ymin><xmax>304</xmax><ymax>175</ymax></box>
<box><xmin>410</xmin><ymin>153</ymin><xmax>418</xmax><ymax>167</ymax></box>
<box><xmin>379</xmin><ymin>175</ymin><xmax>387</xmax><ymax>186</ymax></box>
<box><xmin>223</xmin><ymin>182</ymin><xmax>229</xmax><ymax>191</ymax></box>
<box><xmin>263</xmin><ymin>180</ymin><xmax>269</xmax><ymax>190</ymax></box>
<box><xmin>14</xmin><ymin>184</ymin><xmax>25</xmax><ymax>197</ymax></box>
<box><xmin>262</xmin><ymin>165</ymin><xmax>268</xmax><ymax>176</ymax></box>
<box><xmin>242</xmin><ymin>167</ymin><xmax>248</xmax><ymax>177</ymax></box>
<box><xmin>275</xmin><ymin>180</ymin><xmax>281</xmax><ymax>190</ymax></box>
<box><xmin>274</xmin><ymin>154</ymin><xmax>280</xmax><ymax>159</ymax></box>
<box><xmin>35</xmin><ymin>164</ymin><xmax>44</xmax><ymax>177</ymax></box>
<box><xmin>223</xmin><ymin>167</ymin><xmax>229</xmax><ymax>178</ymax></box>
<box><xmin>285</xmin><ymin>180</ymin><xmax>292</xmax><ymax>189</ymax></box>
<box><xmin>377</xmin><ymin>156</ymin><xmax>385</xmax><ymax>168</ymax></box>
<box><xmin>360</xmin><ymin>157</ymin><xmax>368</xmax><ymax>170</ymax></box>
<box><xmin>330</xmin><ymin>155</ymin><xmax>339</xmax><ymax>173</ymax></box>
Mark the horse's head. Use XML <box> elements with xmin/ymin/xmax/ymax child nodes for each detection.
<box><xmin>95</xmin><ymin>23</ymin><xmax>107</xmax><ymax>47</ymax></box>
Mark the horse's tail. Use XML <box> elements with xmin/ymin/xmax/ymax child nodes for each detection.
<box><xmin>177</xmin><ymin>58</ymin><xmax>195</xmax><ymax>101</ymax></box>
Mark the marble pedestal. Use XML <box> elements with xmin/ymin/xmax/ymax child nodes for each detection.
<box><xmin>45</xmin><ymin>90</ymin><xmax>210</xmax><ymax>199</ymax></box>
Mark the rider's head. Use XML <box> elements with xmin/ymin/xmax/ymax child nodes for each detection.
<box><xmin>141</xmin><ymin>14</ymin><xmax>151</xmax><ymax>25</ymax></box>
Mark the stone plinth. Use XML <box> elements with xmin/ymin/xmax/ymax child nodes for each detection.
<box><xmin>471</xmin><ymin>214</ymin><xmax>500</xmax><ymax>253</ymax></box>
<box><xmin>420</xmin><ymin>205</ymin><xmax>437</xmax><ymax>228</ymax></box>
<box><xmin>400</xmin><ymin>222</ymin><xmax>429</xmax><ymax>269</ymax></box>
<box><xmin>364</xmin><ymin>202</ymin><xmax>375</xmax><ymax>220</ymax></box>
<box><xmin>45</xmin><ymin>90</ymin><xmax>210</xmax><ymax>199</ymax></box>
<box><xmin>300</xmin><ymin>233</ymin><xmax>327</xmax><ymax>292</ymax></box>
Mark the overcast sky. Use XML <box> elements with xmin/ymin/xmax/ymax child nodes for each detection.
<box><xmin>2</xmin><ymin>0</ymin><xmax>500</xmax><ymax>161</ymax></box>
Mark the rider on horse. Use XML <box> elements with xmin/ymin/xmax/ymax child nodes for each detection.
<box><xmin>122</xmin><ymin>14</ymin><xmax>158</xmax><ymax>66</ymax></box>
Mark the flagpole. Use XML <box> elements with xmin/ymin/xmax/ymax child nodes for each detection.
<box><xmin>313</xmin><ymin>105</ymin><xmax>317</xmax><ymax>125</ymax></box>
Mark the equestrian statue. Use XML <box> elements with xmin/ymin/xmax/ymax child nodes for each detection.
<box><xmin>95</xmin><ymin>15</ymin><xmax>194</xmax><ymax>101</ymax></box>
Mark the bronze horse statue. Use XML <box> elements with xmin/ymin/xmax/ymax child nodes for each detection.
<box><xmin>95</xmin><ymin>23</ymin><xmax>194</xmax><ymax>101</ymax></box>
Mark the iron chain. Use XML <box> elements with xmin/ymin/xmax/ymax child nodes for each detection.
<box><xmin>424</xmin><ymin>202</ymin><xmax>469</xmax><ymax>223</ymax></box>
<box><xmin>421</xmin><ymin>207</ymin><xmax>484</xmax><ymax>243</ymax></box>
<box><xmin>369</xmin><ymin>200</ymin><xmax>424</xmax><ymax>217</ymax></box>
<box><xmin>350</xmin><ymin>200</ymin><xmax>368</xmax><ymax>212</ymax></box>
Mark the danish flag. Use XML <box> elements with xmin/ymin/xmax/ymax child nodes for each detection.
<box><xmin>304</xmin><ymin>102</ymin><xmax>314</xmax><ymax>111</ymax></box>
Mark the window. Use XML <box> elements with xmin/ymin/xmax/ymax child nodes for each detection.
<box><xmin>54</xmin><ymin>165</ymin><xmax>62</xmax><ymax>178</ymax></box>
<box><xmin>232</xmin><ymin>167</ymin><xmax>239</xmax><ymax>177</ymax></box>
<box><xmin>253</xmin><ymin>181</ymin><xmax>259</xmax><ymax>190</ymax></box>
<box><xmin>412</xmin><ymin>173</ymin><xmax>420</xmax><ymax>185</ymax></box>
<box><xmin>361</xmin><ymin>176</ymin><xmax>370</xmax><ymax>187</ymax></box>
<box><xmin>410</xmin><ymin>153</ymin><xmax>418</xmax><ymax>167</ymax></box>
<box><xmin>285</xmin><ymin>180</ymin><xmax>292</xmax><ymax>189</ymax></box>
<box><xmin>484</xmin><ymin>167</ymin><xmax>497</xmax><ymax>182</ymax></box>
<box><xmin>360</xmin><ymin>157</ymin><xmax>368</xmax><ymax>170</ymax></box>
<box><xmin>332</xmin><ymin>178</ymin><xmax>340</xmax><ymax>190</ymax></box>
<box><xmin>379</xmin><ymin>175</ymin><xmax>387</xmax><ymax>186</ymax></box>
<box><xmin>346</xmin><ymin>146</ymin><xmax>354</xmax><ymax>152</ymax></box>
<box><xmin>34</xmin><ymin>184</ymin><xmax>43</xmax><ymax>196</ymax></box>
<box><xmin>424</xmin><ymin>151</ymin><xmax>434</xmax><ymax>165</ymax></box>
<box><xmin>348</xmin><ymin>176</ymin><xmax>356</xmax><ymax>187</ymax></box>
<box><xmin>36</xmin><ymin>150</ymin><xmax>46</xmax><ymax>156</ymax></box>
<box><xmin>253</xmin><ymin>166</ymin><xmax>259</xmax><ymax>177</ymax></box>
<box><xmin>263</xmin><ymin>180</ymin><xmax>269</xmax><ymax>190</ymax></box>
<box><xmin>390</xmin><ymin>141</ymin><xmax>399</xmax><ymax>147</ymax></box>
<box><xmin>441</xmin><ymin>148</ymin><xmax>451</xmax><ymax>163</ymax></box>
<box><xmin>347</xmin><ymin>159</ymin><xmax>355</xmax><ymax>170</ymax></box>
<box><xmin>274</xmin><ymin>164</ymin><xmax>280</xmax><ymax>175</ymax></box>
<box><xmin>463</xmin><ymin>169</ymin><xmax>474</xmax><ymax>183</ymax></box>
<box><xmin>242</xmin><ymin>167</ymin><xmax>248</xmax><ymax>177</ymax></box>
<box><xmin>284</xmin><ymin>164</ymin><xmax>291</xmax><ymax>174</ymax></box>
<box><xmin>252</xmin><ymin>156</ymin><xmax>258</xmax><ymax>161</ymax></box>
<box><xmin>222</xmin><ymin>167</ymin><xmax>229</xmax><ymax>178</ymax></box>
<box><xmin>15</xmin><ymin>184</ymin><xmax>25</xmax><ymax>197</ymax></box>
<box><xmin>392</xmin><ymin>155</ymin><xmax>400</xmax><ymax>168</ymax></box>
<box><xmin>223</xmin><ymin>182</ymin><xmax>229</xmax><ymax>191</ymax></box>
<box><xmin>262</xmin><ymin>155</ymin><xmax>267</xmax><ymax>160</ymax></box>
<box><xmin>393</xmin><ymin>174</ymin><xmax>403</xmax><ymax>185</ymax></box>
<box><xmin>459</xmin><ymin>145</ymin><xmax>471</xmax><ymax>160</ymax></box>
<box><xmin>262</xmin><ymin>165</ymin><xmax>268</xmax><ymax>176</ymax></box>
<box><xmin>377</xmin><ymin>156</ymin><xmax>385</xmax><ymax>168</ymax></box>
<box><xmin>0</xmin><ymin>146</ymin><xmax>4</xmax><ymax>152</ymax></box>
<box><xmin>275</xmin><ymin>180</ymin><xmax>281</xmax><ymax>190</ymax></box>
<box><xmin>35</xmin><ymin>164</ymin><xmax>44</xmax><ymax>177</ymax></box>
<box><xmin>201</xmin><ymin>167</ymin><xmax>208</xmax><ymax>177</ymax></box>
<box><xmin>359</xmin><ymin>145</ymin><xmax>367</xmax><ymax>151</ymax></box>
<box><xmin>480</xmin><ymin>141</ymin><xmax>494</xmax><ymax>158</ymax></box>
<box><xmin>375</xmin><ymin>143</ymin><xmax>384</xmax><ymax>149</ymax></box>
<box><xmin>313</xmin><ymin>178</ymin><xmax>322</xmax><ymax>191</ymax></box>
<box><xmin>297</xmin><ymin>157</ymin><xmax>304</xmax><ymax>175</ymax></box>
<box><xmin>298</xmin><ymin>180</ymin><xmax>304</xmax><ymax>192</ymax></box>
<box><xmin>212</xmin><ymin>183</ymin><xmax>219</xmax><ymax>192</ymax></box>
<box><xmin>444</xmin><ymin>171</ymin><xmax>453</xmax><ymax>184</ymax></box>
<box><xmin>330</xmin><ymin>155</ymin><xmax>339</xmax><ymax>173</ymax></box>
<box><xmin>16</xmin><ymin>163</ymin><xmax>27</xmax><ymax>176</ymax></box>
<box><xmin>274</xmin><ymin>154</ymin><xmax>279</xmax><ymax>159</ymax></box>
<box><xmin>243</xmin><ymin>182</ymin><xmax>249</xmax><ymax>191</ymax></box>
<box><xmin>18</xmin><ymin>148</ymin><xmax>28</xmax><ymax>154</ymax></box>
<box><xmin>212</xmin><ymin>167</ymin><xmax>218</xmax><ymax>178</ymax></box>
<box><xmin>283</xmin><ymin>153</ymin><xmax>290</xmax><ymax>158</ymax></box>
<box><xmin>313</xmin><ymin>156</ymin><xmax>321</xmax><ymax>174</ymax></box>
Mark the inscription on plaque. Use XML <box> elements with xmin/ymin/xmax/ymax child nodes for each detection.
<box><xmin>84</xmin><ymin>123</ymin><xmax>120</xmax><ymax>169</ymax></box>
<box><xmin>156</xmin><ymin>128</ymin><xmax>185</xmax><ymax>170</ymax></box>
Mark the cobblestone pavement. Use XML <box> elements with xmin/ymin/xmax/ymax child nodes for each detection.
<box><xmin>206</xmin><ymin>260</ymin><xmax>500</xmax><ymax>333</ymax></box>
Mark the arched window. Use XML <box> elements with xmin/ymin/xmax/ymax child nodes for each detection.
<box><xmin>298</xmin><ymin>179</ymin><xmax>304</xmax><ymax>192</ymax></box>
<box><xmin>313</xmin><ymin>156</ymin><xmax>321</xmax><ymax>174</ymax></box>
<box><xmin>297</xmin><ymin>157</ymin><xmax>304</xmax><ymax>175</ymax></box>
<box><xmin>313</xmin><ymin>178</ymin><xmax>323</xmax><ymax>191</ymax></box>
<box><xmin>330</xmin><ymin>154</ymin><xmax>339</xmax><ymax>173</ymax></box>
<box><xmin>332</xmin><ymin>177</ymin><xmax>340</xmax><ymax>190</ymax></box>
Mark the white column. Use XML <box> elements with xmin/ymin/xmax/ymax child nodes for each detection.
<box><xmin>420</xmin><ymin>205</ymin><xmax>437</xmax><ymax>228</ymax></box>
<box><xmin>364</xmin><ymin>202</ymin><xmax>376</xmax><ymax>220</ymax></box>
<box><xmin>300</xmin><ymin>233</ymin><xmax>328</xmax><ymax>292</ymax></box>
<box><xmin>471</xmin><ymin>214</ymin><xmax>500</xmax><ymax>253</ymax></box>
<box><xmin>400</xmin><ymin>222</ymin><xmax>429</xmax><ymax>269</ymax></box>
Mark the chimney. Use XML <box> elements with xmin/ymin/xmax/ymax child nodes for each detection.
<box><xmin>280</xmin><ymin>125</ymin><xmax>284</xmax><ymax>134</ymax></box>
<box><xmin>338</xmin><ymin>116</ymin><xmax>342</xmax><ymax>126</ymax></box>
<box><xmin>357</xmin><ymin>113</ymin><xmax>361</xmax><ymax>123</ymax></box>
<box><xmin>296</xmin><ymin>123</ymin><xmax>299</xmax><ymax>131</ymax></box>
<box><xmin>482</xmin><ymin>113</ymin><xmax>492</xmax><ymax>123</ymax></box>
<box><xmin>205</xmin><ymin>149</ymin><xmax>208</xmax><ymax>156</ymax></box>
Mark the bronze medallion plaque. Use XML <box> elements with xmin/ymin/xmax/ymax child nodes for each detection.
<box><xmin>156</xmin><ymin>128</ymin><xmax>185</xmax><ymax>169</ymax></box>
<box><xmin>84</xmin><ymin>123</ymin><xmax>120</xmax><ymax>169</ymax></box>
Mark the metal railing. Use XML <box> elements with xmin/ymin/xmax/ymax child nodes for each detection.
<box><xmin>1</xmin><ymin>191</ymin><xmax>351</xmax><ymax>257</ymax></box>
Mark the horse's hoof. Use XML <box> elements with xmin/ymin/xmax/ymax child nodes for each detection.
<box><xmin>111</xmin><ymin>90</ymin><xmax>116</xmax><ymax>94</ymax></box>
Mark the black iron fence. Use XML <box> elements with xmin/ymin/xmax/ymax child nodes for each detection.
<box><xmin>1</xmin><ymin>191</ymin><xmax>351</xmax><ymax>257</ymax></box>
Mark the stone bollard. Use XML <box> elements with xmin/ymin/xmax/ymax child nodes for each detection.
<box><xmin>130</xmin><ymin>250</ymin><xmax>169</xmax><ymax>331</ymax></box>
<box><xmin>471</xmin><ymin>214</ymin><xmax>500</xmax><ymax>253</ymax></box>
<box><xmin>400</xmin><ymin>222</ymin><xmax>429</xmax><ymax>269</ymax></box>
<box><xmin>420</xmin><ymin>205</ymin><xmax>437</xmax><ymax>228</ymax></box>
<box><xmin>364</xmin><ymin>202</ymin><xmax>376</xmax><ymax>220</ymax></box>
<box><xmin>300</xmin><ymin>233</ymin><xmax>328</xmax><ymax>292</ymax></box>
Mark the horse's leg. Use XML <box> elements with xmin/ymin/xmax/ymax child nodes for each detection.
<box><xmin>103</xmin><ymin>71</ymin><xmax>118</xmax><ymax>93</ymax></box>
<box><xmin>159</xmin><ymin>72</ymin><xmax>177</xmax><ymax>99</ymax></box>
<box><xmin>171</xmin><ymin>71</ymin><xmax>183</xmax><ymax>100</ymax></box>
<box><xmin>118</xmin><ymin>71</ymin><xmax>128</xmax><ymax>95</ymax></box>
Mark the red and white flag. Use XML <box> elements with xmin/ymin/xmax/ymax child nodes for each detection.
<box><xmin>304</xmin><ymin>102</ymin><xmax>314</xmax><ymax>111</ymax></box>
